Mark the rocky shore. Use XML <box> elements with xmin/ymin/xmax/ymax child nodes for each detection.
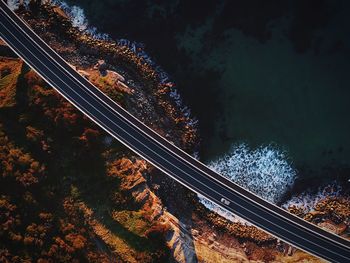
<box><xmin>287</xmin><ymin>196</ymin><xmax>350</xmax><ymax>238</ymax></box>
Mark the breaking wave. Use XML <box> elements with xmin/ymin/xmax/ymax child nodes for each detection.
<box><xmin>51</xmin><ymin>0</ymin><xmax>110</xmax><ymax>39</ymax></box>
<box><xmin>201</xmin><ymin>143</ymin><xmax>348</xmax><ymax>223</ymax></box>
<box><xmin>207</xmin><ymin>143</ymin><xmax>297</xmax><ymax>204</ymax></box>
<box><xmin>7</xmin><ymin>0</ymin><xmax>24</xmax><ymax>10</ymax></box>
<box><xmin>52</xmin><ymin>1</ymin><xmax>88</xmax><ymax>30</ymax></box>
<box><xmin>198</xmin><ymin>143</ymin><xmax>297</xmax><ymax>223</ymax></box>
<box><xmin>282</xmin><ymin>182</ymin><xmax>344</xmax><ymax>213</ymax></box>
<box><xmin>7</xmin><ymin>0</ymin><xmax>109</xmax><ymax>39</ymax></box>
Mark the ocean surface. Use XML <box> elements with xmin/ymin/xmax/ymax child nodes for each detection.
<box><xmin>55</xmin><ymin>0</ymin><xmax>350</xmax><ymax>201</ymax></box>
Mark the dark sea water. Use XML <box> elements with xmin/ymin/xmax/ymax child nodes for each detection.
<box><xmin>65</xmin><ymin>0</ymin><xmax>350</xmax><ymax>186</ymax></box>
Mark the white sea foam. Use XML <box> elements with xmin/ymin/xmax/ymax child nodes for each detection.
<box><xmin>282</xmin><ymin>182</ymin><xmax>344</xmax><ymax>213</ymax></box>
<box><xmin>198</xmin><ymin>143</ymin><xmax>296</xmax><ymax>223</ymax></box>
<box><xmin>199</xmin><ymin>143</ymin><xmax>297</xmax><ymax>225</ymax></box>
<box><xmin>55</xmin><ymin>2</ymin><xmax>87</xmax><ymax>30</ymax></box>
<box><xmin>207</xmin><ymin>143</ymin><xmax>297</xmax><ymax>204</ymax></box>
<box><xmin>7</xmin><ymin>0</ymin><xmax>22</xmax><ymax>10</ymax></box>
<box><xmin>51</xmin><ymin>0</ymin><xmax>109</xmax><ymax>39</ymax></box>
<box><xmin>201</xmin><ymin>143</ymin><xmax>348</xmax><ymax>224</ymax></box>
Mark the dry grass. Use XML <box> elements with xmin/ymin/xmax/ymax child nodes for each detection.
<box><xmin>0</xmin><ymin>57</ymin><xmax>23</xmax><ymax>108</ymax></box>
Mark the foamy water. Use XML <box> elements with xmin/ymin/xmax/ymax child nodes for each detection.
<box><xmin>282</xmin><ymin>182</ymin><xmax>344</xmax><ymax>213</ymax></box>
<box><xmin>199</xmin><ymin>143</ymin><xmax>297</xmax><ymax>223</ymax></box>
<box><xmin>7</xmin><ymin>0</ymin><xmax>23</xmax><ymax>10</ymax></box>
<box><xmin>207</xmin><ymin>143</ymin><xmax>297</xmax><ymax>204</ymax></box>
<box><xmin>51</xmin><ymin>0</ymin><xmax>110</xmax><ymax>39</ymax></box>
<box><xmin>53</xmin><ymin>1</ymin><xmax>88</xmax><ymax>30</ymax></box>
<box><xmin>200</xmin><ymin>143</ymin><xmax>347</xmax><ymax>223</ymax></box>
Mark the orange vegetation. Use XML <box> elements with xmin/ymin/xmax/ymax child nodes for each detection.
<box><xmin>0</xmin><ymin>57</ymin><xmax>23</xmax><ymax>108</ymax></box>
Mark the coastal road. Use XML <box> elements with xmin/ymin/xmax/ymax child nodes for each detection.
<box><xmin>1</xmin><ymin>2</ymin><xmax>349</xmax><ymax>262</ymax></box>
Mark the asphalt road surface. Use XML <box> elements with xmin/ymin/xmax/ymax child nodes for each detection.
<box><xmin>1</xmin><ymin>2</ymin><xmax>349</xmax><ymax>262</ymax></box>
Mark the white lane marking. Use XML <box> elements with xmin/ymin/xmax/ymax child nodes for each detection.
<box><xmin>2</xmin><ymin>3</ymin><xmax>349</xmax><ymax>248</ymax></box>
